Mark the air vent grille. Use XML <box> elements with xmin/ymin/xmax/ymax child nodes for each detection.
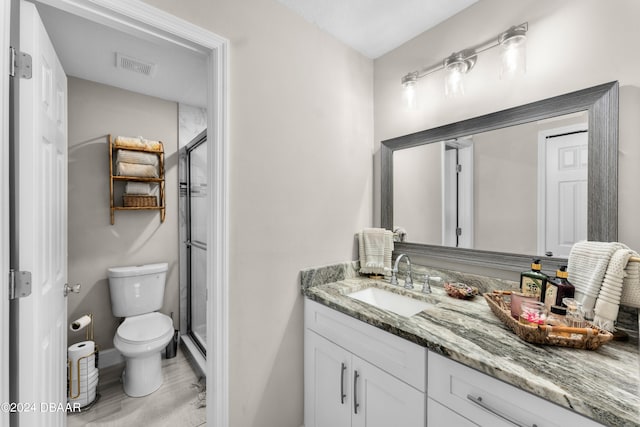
<box><xmin>116</xmin><ymin>53</ymin><xmax>156</xmax><ymax>77</ymax></box>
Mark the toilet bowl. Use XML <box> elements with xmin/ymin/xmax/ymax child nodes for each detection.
<box><xmin>107</xmin><ymin>262</ymin><xmax>173</xmax><ymax>397</ymax></box>
<box><xmin>113</xmin><ymin>312</ymin><xmax>174</xmax><ymax>397</ymax></box>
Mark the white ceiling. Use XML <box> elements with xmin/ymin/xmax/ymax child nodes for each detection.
<box><xmin>35</xmin><ymin>3</ymin><xmax>209</xmax><ymax>108</ymax></box>
<box><xmin>277</xmin><ymin>0</ymin><xmax>478</xmax><ymax>59</ymax></box>
<box><xmin>33</xmin><ymin>0</ymin><xmax>477</xmax><ymax>107</ymax></box>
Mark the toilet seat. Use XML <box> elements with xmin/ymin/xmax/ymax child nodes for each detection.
<box><xmin>117</xmin><ymin>312</ymin><xmax>173</xmax><ymax>344</ymax></box>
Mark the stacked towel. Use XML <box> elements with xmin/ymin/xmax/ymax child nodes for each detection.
<box><xmin>358</xmin><ymin>228</ymin><xmax>393</xmax><ymax>275</ymax></box>
<box><xmin>125</xmin><ymin>182</ymin><xmax>153</xmax><ymax>195</ymax></box>
<box><xmin>117</xmin><ymin>162</ymin><xmax>158</xmax><ymax>178</ymax></box>
<box><xmin>116</xmin><ymin>149</ymin><xmax>159</xmax><ymax>167</ymax></box>
<box><xmin>568</xmin><ymin>241</ymin><xmax>640</xmax><ymax>331</ymax></box>
<box><xmin>114</xmin><ymin>136</ymin><xmax>162</xmax><ymax>151</ymax></box>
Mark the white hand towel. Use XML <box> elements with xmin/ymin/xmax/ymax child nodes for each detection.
<box><xmin>358</xmin><ymin>228</ymin><xmax>393</xmax><ymax>275</ymax></box>
<box><xmin>116</xmin><ymin>162</ymin><xmax>159</xmax><ymax>178</ymax></box>
<box><xmin>116</xmin><ymin>149</ymin><xmax>159</xmax><ymax>167</ymax></box>
<box><xmin>568</xmin><ymin>241</ymin><xmax>628</xmax><ymax>318</ymax></box>
<box><xmin>593</xmin><ymin>248</ymin><xmax>639</xmax><ymax>331</ymax></box>
<box><xmin>125</xmin><ymin>182</ymin><xmax>152</xmax><ymax>195</ymax></box>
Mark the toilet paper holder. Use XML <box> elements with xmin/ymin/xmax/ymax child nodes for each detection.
<box><xmin>67</xmin><ymin>313</ymin><xmax>99</xmax><ymax>401</ymax></box>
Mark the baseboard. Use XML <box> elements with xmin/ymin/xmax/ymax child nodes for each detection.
<box><xmin>97</xmin><ymin>348</ymin><xmax>124</xmax><ymax>369</ymax></box>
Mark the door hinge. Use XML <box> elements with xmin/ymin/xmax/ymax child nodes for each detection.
<box><xmin>9</xmin><ymin>269</ymin><xmax>32</xmax><ymax>300</ymax></box>
<box><xmin>9</xmin><ymin>47</ymin><xmax>32</xmax><ymax>79</ymax></box>
<box><xmin>456</xmin><ymin>164</ymin><xmax>462</xmax><ymax>173</ymax></box>
<box><xmin>456</xmin><ymin>227</ymin><xmax>462</xmax><ymax>236</ymax></box>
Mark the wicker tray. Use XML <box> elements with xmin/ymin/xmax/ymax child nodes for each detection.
<box><xmin>484</xmin><ymin>293</ymin><xmax>613</xmax><ymax>350</ymax></box>
<box><xmin>123</xmin><ymin>195</ymin><xmax>157</xmax><ymax>207</ymax></box>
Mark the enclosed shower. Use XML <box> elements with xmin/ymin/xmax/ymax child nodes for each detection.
<box><xmin>179</xmin><ymin>130</ymin><xmax>207</xmax><ymax>374</ymax></box>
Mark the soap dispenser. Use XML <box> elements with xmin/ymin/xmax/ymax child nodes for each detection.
<box><xmin>543</xmin><ymin>266</ymin><xmax>575</xmax><ymax>312</ymax></box>
<box><xmin>519</xmin><ymin>259</ymin><xmax>547</xmax><ymax>300</ymax></box>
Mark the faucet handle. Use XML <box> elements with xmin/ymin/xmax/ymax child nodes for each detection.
<box><xmin>404</xmin><ymin>274</ymin><xmax>414</xmax><ymax>290</ymax></box>
<box><xmin>422</xmin><ymin>275</ymin><xmax>432</xmax><ymax>294</ymax></box>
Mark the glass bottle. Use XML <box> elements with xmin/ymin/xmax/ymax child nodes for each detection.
<box><xmin>520</xmin><ymin>259</ymin><xmax>547</xmax><ymax>300</ymax></box>
<box><xmin>546</xmin><ymin>305</ymin><xmax>568</xmax><ymax>326</ymax></box>
<box><xmin>543</xmin><ymin>266</ymin><xmax>575</xmax><ymax>312</ymax></box>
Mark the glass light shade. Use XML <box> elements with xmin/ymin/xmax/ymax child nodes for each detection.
<box><xmin>444</xmin><ymin>63</ymin><xmax>466</xmax><ymax>98</ymax></box>
<box><xmin>500</xmin><ymin>34</ymin><xmax>526</xmax><ymax>79</ymax></box>
<box><xmin>403</xmin><ymin>80</ymin><xmax>417</xmax><ymax>110</ymax></box>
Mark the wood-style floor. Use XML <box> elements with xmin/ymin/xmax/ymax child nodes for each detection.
<box><xmin>67</xmin><ymin>347</ymin><xmax>206</xmax><ymax>427</ymax></box>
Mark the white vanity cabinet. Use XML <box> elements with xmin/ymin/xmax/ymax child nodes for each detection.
<box><xmin>427</xmin><ymin>352</ymin><xmax>605</xmax><ymax>427</ymax></box>
<box><xmin>305</xmin><ymin>299</ymin><xmax>426</xmax><ymax>427</ymax></box>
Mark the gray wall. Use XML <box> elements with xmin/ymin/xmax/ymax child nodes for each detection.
<box><xmin>141</xmin><ymin>1</ymin><xmax>374</xmax><ymax>426</ymax></box>
<box><xmin>374</xmin><ymin>0</ymin><xmax>640</xmax><ymax>279</ymax></box>
<box><xmin>67</xmin><ymin>77</ymin><xmax>179</xmax><ymax>352</ymax></box>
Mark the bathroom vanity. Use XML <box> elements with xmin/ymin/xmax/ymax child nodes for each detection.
<box><xmin>302</xmin><ymin>266</ymin><xmax>639</xmax><ymax>427</ymax></box>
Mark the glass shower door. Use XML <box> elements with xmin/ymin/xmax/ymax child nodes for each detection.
<box><xmin>181</xmin><ymin>131</ymin><xmax>207</xmax><ymax>355</ymax></box>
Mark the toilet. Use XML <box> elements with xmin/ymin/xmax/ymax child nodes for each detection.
<box><xmin>107</xmin><ymin>262</ymin><xmax>174</xmax><ymax>397</ymax></box>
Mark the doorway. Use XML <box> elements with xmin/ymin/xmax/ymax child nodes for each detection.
<box><xmin>537</xmin><ymin>124</ymin><xmax>588</xmax><ymax>258</ymax></box>
<box><xmin>1</xmin><ymin>1</ymin><xmax>229</xmax><ymax>425</ymax></box>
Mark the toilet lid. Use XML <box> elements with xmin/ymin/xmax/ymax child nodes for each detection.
<box><xmin>117</xmin><ymin>312</ymin><xmax>173</xmax><ymax>343</ymax></box>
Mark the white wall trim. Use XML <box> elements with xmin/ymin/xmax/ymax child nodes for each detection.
<box><xmin>27</xmin><ymin>1</ymin><xmax>230</xmax><ymax>425</ymax></box>
<box><xmin>0</xmin><ymin>1</ymin><xmax>11</xmax><ymax>426</ymax></box>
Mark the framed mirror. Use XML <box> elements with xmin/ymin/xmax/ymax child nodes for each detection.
<box><xmin>381</xmin><ymin>81</ymin><xmax>618</xmax><ymax>272</ymax></box>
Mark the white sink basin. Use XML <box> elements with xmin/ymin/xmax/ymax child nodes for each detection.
<box><xmin>348</xmin><ymin>287</ymin><xmax>433</xmax><ymax>317</ymax></box>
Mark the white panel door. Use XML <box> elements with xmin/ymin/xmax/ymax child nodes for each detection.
<box><xmin>545</xmin><ymin>132</ymin><xmax>587</xmax><ymax>258</ymax></box>
<box><xmin>351</xmin><ymin>355</ymin><xmax>424</xmax><ymax>427</ymax></box>
<box><xmin>304</xmin><ymin>330</ymin><xmax>351</xmax><ymax>427</ymax></box>
<box><xmin>15</xmin><ymin>1</ymin><xmax>68</xmax><ymax>425</ymax></box>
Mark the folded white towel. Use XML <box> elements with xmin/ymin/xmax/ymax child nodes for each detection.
<box><xmin>568</xmin><ymin>241</ymin><xmax>628</xmax><ymax>318</ymax></box>
<box><xmin>116</xmin><ymin>162</ymin><xmax>158</xmax><ymax>178</ymax></box>
<box><xmin>114</xmin><ymin>136</ymin><xmax>162</xmax><ymax>151</ymax></box>
<box><xmin>116</xmin><ymin>149</ymin><xmax>159</xmax><ymax>167</ymax></box>
<box><xmin>593</xmin><ymin>248</ymin><xmax>639</xmax><ymax>331</ymax></box>
<box><xmin>125</xmin><ymin>182</ymin><xmax>152</xmax><ymax>195</ymax></box>
<box><xmin>358</xmin><ymin>228</ymin><xmax>393</xmax><ymax>275</ymax></box>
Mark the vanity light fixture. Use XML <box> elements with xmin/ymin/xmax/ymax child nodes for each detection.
<box><xmin>401</xmin><ymin>22</ymin><xmax>528</xmax><ymax>104</ymax></box>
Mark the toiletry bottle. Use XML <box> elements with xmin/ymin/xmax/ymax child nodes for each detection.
<box><xmin>543</xmin><ymin>266</ymin><xmax>575</xmax><ymax>312</ymax></box>
<box><xmin>519</xmin><ymin>259</ymin><xmax>547</xmax><ymax>300</ymax></box>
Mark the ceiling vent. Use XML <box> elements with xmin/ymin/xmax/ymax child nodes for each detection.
<box><xmin>116</xmin><ymin>53</ymin><xmax>156</xmax><ymax>77</ymax></box>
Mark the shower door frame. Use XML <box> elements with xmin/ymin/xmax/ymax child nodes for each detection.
<box><xmin>181</xmin><ymin>131</ymin><xmax>208</xmax><ymax>359</ymax></box>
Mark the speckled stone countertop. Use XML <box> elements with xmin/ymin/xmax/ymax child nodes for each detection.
<box><xmin>301</xmin><ymin>263</ymin><xmax>640</xmax><ymax>427</ymax></box>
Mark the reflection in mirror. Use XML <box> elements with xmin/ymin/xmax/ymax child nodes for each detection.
<box><xmin>381</xmin><ymin>81</ymin><xmax>618</xmax><ymax>272</ymax></box>
<box><xmin>394</xmin><ymin>112</ymin><xmax>588</xmax><ymax>258</ymax></box>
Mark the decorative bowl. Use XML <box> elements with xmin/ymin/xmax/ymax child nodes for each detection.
<box><xmin>444</xmin><ymin>282</ymin><xmax>479</xmax><ymax>300</ymax></box>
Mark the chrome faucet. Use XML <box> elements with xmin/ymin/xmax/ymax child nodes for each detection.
<box><xmin>390</xmin><ymin>254</ymin><xmax>413</xmax><ymax>289</ymax></box>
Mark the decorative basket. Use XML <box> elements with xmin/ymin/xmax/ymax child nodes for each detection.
<box><xmin>484</xmin><ymin>292</ymin><xmax>613</xmax><ymax>350</ymax></box>
<box><xmin>123</xmin><ymin>195</ymin><xmax>157</xmax><ymax>207</ymax></box>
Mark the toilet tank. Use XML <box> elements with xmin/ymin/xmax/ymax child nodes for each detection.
<box><xmin>107</xmin><ymin>262</ymin><xmax>168</xmax><ymax>317</ymax></box>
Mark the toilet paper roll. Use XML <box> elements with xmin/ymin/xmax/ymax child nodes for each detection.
<box><xmin>68</xmin><ymin>341</ymin><xmax>95</xmax><ymax>396</ymax></box>
<box><xmin>70</xmin><ymin>315</ymin><xmax>92</xmax><ymax>332</ymax></box>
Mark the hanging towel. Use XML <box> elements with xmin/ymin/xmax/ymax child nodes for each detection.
<box><xmin>358</xmin><ymin>228</ymin><xmax>393</xmax><ymax>275</ymax></box>
<box><xmin>116</xmin><ymin>162</ymin><xmax>158</xmax><ymax>178</ymax></box>
<box><xmin>593</xmin><ymin>248</ymin><xmax>640</xmax><ymax>331</ymax></box>
<box><xmin>116</xmin><ymin>149</ymin><xmax>159</xmax><ymax>167</ymax></box>
<box><xmin>567</xmin><ymin>241</ymin><xmax>628</xmax><ymax>318</ymax></box>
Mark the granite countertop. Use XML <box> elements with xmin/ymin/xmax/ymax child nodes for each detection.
<box><xmin>302</xmin><ymin>273</ymin><xmax>640</xmax><ymax>427</ymax></box>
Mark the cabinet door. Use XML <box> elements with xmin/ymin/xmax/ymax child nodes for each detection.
<box><xmin>305</xmin><ymin>330</ymin><xmax>351</xmax><ymax>427</ymax></box>
<box><xmin>352</xmin><ymin>355</ymin><xmax>425</xmax><ymax>427</ymax></box>
<box><xmin>428</xmin><ymin>398</ymin><xmax>477</xmax><ymax>427</ymax></box>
